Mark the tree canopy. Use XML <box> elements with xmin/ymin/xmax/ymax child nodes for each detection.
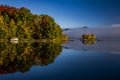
<box><xmin>0</xmin><ymin>5</ymin><xmax>67</xmax><ymax>40</ymax></box>
<box><xmin>81</xmin><ymin>33</ymin><xmax>96</xmax><ymax>45</ymax></box>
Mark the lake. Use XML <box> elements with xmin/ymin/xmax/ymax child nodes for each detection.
<box><xmin>0</xmin><ymin>40</ymin><xmax>120</xmax><ymax>80</ymax></box>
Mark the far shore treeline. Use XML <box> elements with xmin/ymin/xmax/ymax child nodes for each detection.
<box><xmin>0</xmin><ymin>5</ymin><xmax>68</xmax><ymax>41</ymax></box>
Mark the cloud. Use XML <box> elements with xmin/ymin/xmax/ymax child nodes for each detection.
<box><xmin>112</xmin><ymin>24</ymin><xmax>120</xmax><ymax>27</ymax></box>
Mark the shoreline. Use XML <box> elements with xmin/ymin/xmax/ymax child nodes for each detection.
<box><xmin>0</xmin><ymin>38</ymin><xmax>68</xmax><ymax>44</ymax></box>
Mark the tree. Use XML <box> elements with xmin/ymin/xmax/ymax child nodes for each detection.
<box><xmin>0</xmin><ymin>15</ymin><xmax>4</xmax><ymax>25</ymax></box>
<box><xmin>0</xmin><ymin>5</ymin><xmax>67</xmax><ymax>41</ymax></box>
<box><xmin>81</xmin><ymin>34</ymin><xmax>96</xmax><ymax>45</ymax></box>
<box><xmin>0</xmin><ymin>29</ymin><xmax>6</xmax><ymax>38</ymax></box>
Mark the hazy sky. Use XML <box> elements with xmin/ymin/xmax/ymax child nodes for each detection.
<box><xmin>0</xmin><ymin>0</ymin><xmax>120</xmax><ymax>28</ymax></box>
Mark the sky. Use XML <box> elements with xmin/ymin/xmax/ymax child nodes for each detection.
<box><xmin>0</xmin><ymin>0</ymin><xmax>120</xmax><ymax>28</ymax></box>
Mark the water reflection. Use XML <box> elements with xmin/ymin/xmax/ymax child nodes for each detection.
<box><xmin>82</xmin><ymin>39</ymin><xmax>96</xmax><ymax>45</ymax></box>
<box><xmin>62</xmin><ymin>39</ymin><xmax>120</xmax><ymax>53</ymax></box>
<box><xmin>0</xmin><ymin>42</ymin><xmax>62</xmax><ymax>74</ymax></box>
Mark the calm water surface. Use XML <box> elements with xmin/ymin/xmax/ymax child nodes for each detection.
<box><xmin>0</xmin><ymin>40</ymin><xmax>120</xmax><ymax>80</ymax></box>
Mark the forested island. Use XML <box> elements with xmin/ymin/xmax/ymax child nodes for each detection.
<box><xmin>0</xmin><ymin>5</ymin><xmax>68</xmax><ymax>42</ymax></box>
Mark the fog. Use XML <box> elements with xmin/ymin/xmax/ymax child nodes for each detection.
<box><xmin>63</xmin><ymin>27</ymin><xmax>120</xmax><ymax>40</ymax></box>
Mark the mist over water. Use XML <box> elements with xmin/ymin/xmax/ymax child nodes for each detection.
<box><xmin>63</xmin><ymin>27</ymin><xmax>120</xmax><ymax>40</ymax></box>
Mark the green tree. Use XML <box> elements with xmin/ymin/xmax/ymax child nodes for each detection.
<box><xmin>0</xmin><ymin>29</ymin><xmax>6</xmax><ymax>38</ymax></box>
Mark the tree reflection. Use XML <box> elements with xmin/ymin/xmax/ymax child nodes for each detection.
<box><xmin>82</xmin><ymin>39</ymin><xmax>96</xmax><ymax>45</ymax></box>
<box><xmin>0</xmin><ymin>42</ymin><xmax>62</xmax><ymax>74</ymax></box>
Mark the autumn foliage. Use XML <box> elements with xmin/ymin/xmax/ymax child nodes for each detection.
<box><xmin>0</xmin><ymin>5</ymin><xmax>67</xmax><ymax>40</ymax></box>
<box><xmin>81</xmin><ymin>33</ymin><xmax>96</xmax><ymax>45</ymax></box>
